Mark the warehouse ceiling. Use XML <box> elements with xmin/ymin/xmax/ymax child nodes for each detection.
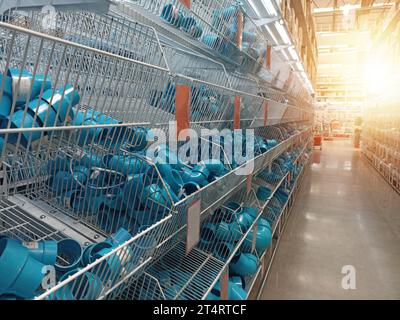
<box><xmin>312</xmin><ymin>0</ymin><xmax>399</xmax><ymax>115</ymax></box>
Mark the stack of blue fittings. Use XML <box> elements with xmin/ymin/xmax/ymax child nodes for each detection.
<box><xmin>199</xmin><ymin>202</ymin><xmax>273</xmax><ymax>285</ymax></box>
<box><xmin>0</xmin><ymin>227</ymin><xmax>152</xmax><ymax>300</ymax></box>
<box><xmin>160</xmin><ymin>4</ymin><xmax>203</xmax><ymax>39</ymax></box>
<box><xmin>0</xmin><ymin>68</ymin><xmax>79</xmax><ymax>150</ymax></box>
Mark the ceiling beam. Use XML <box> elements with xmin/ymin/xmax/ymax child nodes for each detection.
<box><xmin>361</xmin><ymin>0</ymin><xmax>375</xmax><ymax>8</ymax></box>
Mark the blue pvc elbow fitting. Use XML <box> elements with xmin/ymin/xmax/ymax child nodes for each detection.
<box><xmin>51</xmin><ymin>170</ymin><xmax>87</xmax><ymax>195</ymax></box>
<box><xmin>242</xmin><ymin>31</ymin><xmax>257</xmax><ymax>44</ymax></box>
<box><xmin>229</xmin><ymin>252</ymin><xmax>258</xmax><ymax>277</ymax></box>
<box><xmin>181</xmin><ymin>166</ymin><xmax>209</xmax><ymax>186</ymax></box>
<box><xmin>199</xmin><ymin>223</ymin><xmax>217</xmax><ymax>247</ymax></box>
<box><xmin>122</xmin><ymin>173</ymin><xmax>151</xmax><ymax>210</ymax></box>
<box><xmin>56</xmin><ymin>269</ymin><xmax>103</xmax><ymax>300</ymax></box>
<box><xmin>241</xmin><ymin>226</ymin><xmax>272</xmax><ymax>254</ymax></box>
<box><xmin>215</xmin><ymin>221</ymin><xmax>242</xmax><ymax>242</ymax></box>
<box><xmin>182</xmin><ymin>182</ymin><xmax>201</xmax><ymax>197</ymax></box>
<box><xmin>199</xmin><ymin>159</ymin><xmax>226</xmax><ymax>177</ymax></box>
<box><xmin>0</xmin><ymin>238</ymin><xmax>45</xmax><ymax>299</ymax></box>
<box><xmin>157</xmin><ymin>165</ymin><xmax>184</xmax><ymax>194</ymax></box>
<box><xmin>41</xmin><ymin>85</ymin><xmax>79</xmax><ymax>124</ymax></box>
<box><xmin>130</xmin><ymin>233</ymin><xmax>157</xmax><ymax>269</ymax></box>
<box><xmin>81</xmin><ymin>241</ymin><xmax>113</xmax><ymax>266</ymax></box>
<box><xmin>107</xmin><ymin>155</ymin><xmax>150</xmax><ymax>175</ymax></box>
<box><xmin>209</xmin><ymin>278</ymin><xmax>247</xmax><ymax>300</ymax></box>
<box><xmin>202</xmin><ymin>34</ymin><xmax>220</xmax><ymax>50</ymax></box>
<box><xmin>55</xmin><ymin>239</ymin><xmax>83</xmax><ymax>274</ymax></box>
<box><xmin>8</xmin><ymin>99</ymin><xmax>55</xmax><ymax>147</ymax></box>
<box><xmin>257</xmin><ymin>186</ymin><xmax>272</xmax><ymax>201</ymax></box>
<box><xmin>181</xmin><ymin>17</ymin><xmax>197</xmax><ymax>33</ymax></box>
<box><xmin>7</xmin><ymin>68</ymin><xmax>52</xmax><ymax>105</ymax></box>
<box><xmin>107</xmin><ymin>228</ymin><xmax>132</xmax><ymax>246</ymax></box>
<box><xmin>213</xmin><ymin>242</ymin><xmax>234</xmax><ymax>261</ymax></box>
<box><xmin>129</xmin><ymin>127</ymin><xmax>154</xmax><ymax>151</ymax></box>
<box><xmin>160</xmin><ymin>4</ymin><xmax>184</xmax><ymax>28</ymax></box>
<box><xmin>0</xmin><ymin>73</ymin><xmax>13</xmax><ymax>118</ymax></box>
<box><xmin>241</xmin><ymin>207</ymin><xmax>258</xmax><ymax>220</ymax></box>
<box><xmin>141</xmin><ymin>183</ymin><xmax>178</xmax><ymax>210</ymax></box>
<box><xmin>80</xmin><ymin>153</ymin><xmax>105</xmax><ymax>168</ymax></box>
<box><xmin>24</xmin><ymin>240</ymin><xmax>58</xmax><ymax>265</ymax></box>
<box><xmin>267</xmin><ymin>139</ymin><xmax>278</xmax><ymax>148</ymax></box>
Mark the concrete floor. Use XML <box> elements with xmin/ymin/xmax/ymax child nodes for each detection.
<box><xmin>261</xmin><ymin>139</ymin><xmax>400</xmax><ymax>300</ymax></box>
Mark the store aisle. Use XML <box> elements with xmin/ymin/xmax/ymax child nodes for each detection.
<box><xmin>261</xmin><ymin>139</ymin><xmax>400</xmax><ymax>300</ymax></box>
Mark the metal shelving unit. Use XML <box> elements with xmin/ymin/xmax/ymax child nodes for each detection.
<box><xmin>0</xmin><ymin>0</ymin><xmax>314</xmax><ymax>300</ymax></box>
<box><xmin>362</xmin><ymin>115</ymin><xmax>400</xmax><ymax>194</ymax></box>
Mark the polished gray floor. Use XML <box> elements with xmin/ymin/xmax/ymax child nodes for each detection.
<box><xmin>261</xmin><ymin>139</ymin><xmax>400</xmax><ymax>300</ymax></box>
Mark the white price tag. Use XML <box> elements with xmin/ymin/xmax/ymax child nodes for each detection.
<box><xmin>186</xmin><ymin>199</ymin><xmax>201</xmax><ymax>254</ymax></box>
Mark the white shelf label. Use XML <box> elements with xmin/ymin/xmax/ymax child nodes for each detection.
<box><xmin>186</xmin><ymin>199</ymin><xmax>201</xmax><ymax>254</ymax></box>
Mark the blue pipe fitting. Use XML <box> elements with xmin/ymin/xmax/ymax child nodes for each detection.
<box><xmin>200</xmin><ymin>159</ymin><xmax>226</xmax><ymax>177</ymax></box>
<box><xmin>219</xmin><ymin>6</ymin><xmax>240</xmax><ymax>21</ymax></box>
<box><xmin>236</xmin><ymin>212</ymin><xmax>253</xmax><ymax>232</ymax></box>
<box><xmin>107</xmin><ymin>228</ymin><xmax>132</xmax><ymax>246</ymax></box>
<box><xmin>230</xmin><ymin>276</ymin><xmax>246</xmax><ymax>290</ymax></box>
<box><xmin>160</xmin><ymin>4</ymin><xmax>184</xmax><ymax>28</ymax></box>
<box><xmin>41</xmin><ymin>85</ymin><xmax>79</xmax><ymax>123</ymax></box>
<box><xmin>107</xmin><ymin>155</ymin><xmax>150</xmax><ymax>175</ymax></box>
<box><xmin>56</xmin><ymin>269</ymin><xmax>103</xmax><ymax>300</ymax></box>
<box><xmin>181</xmin><ymin>17</ymin><xmax>197</xmax><ymax>33</ymax></box>
<box><xmin>80</xmin><ymin>153</ymin><xmax>105</xmax><ymax>168</ymax></box>
<box><xmin>81</xmin><ymin>242</ymin><xmax>112</xmax><ymax>266</ymax></box>
<box><xmin>182</xmin><ymin>181</ymin><xmax>201</xmax><ymax>197</ymax></box>
<box><xmin>202</xmin><ymin>34</ymin><xmax>220</xmax><ymax>50</ymax></box>
<box><xmin>229</xmin><ymin>252</ymin><xmax>258</xmax><ymax>277</ymax></box>
<box><xmin>122</xmin><ymin>173</ymin><xmax>152</xmax><ymax>209</ymax></box>
<box><xmin>27</xmin><ymin>98</ymin><xmax>59</xmax><ymax>128</ymax></box>
<box><xmin>129</xmin><ymin>127</ymin><xmax>154</xmax><ymax>152</ymax></box>
<box><xmin>242</xmin><ymin>31</ymin><xmax>257</xmax><ymax>44</ymax></box>
<box><xmin>0</xmin><ymin>73</ymin><xmax>13</xmax><ymax>118</ymax></box>
<box><xmin>213</xmin><ymin>241</ymin><xmax>234</xmax><ymax>261</ymax></box>
<box><xmin>209</xmin><ymin>278</ymin><xmax>247</xmax><ymax>300</ymax></box>
<box><xmin>256</xmin><ymin>186</ymin><xmax>272</xmax><ymax>201</ymax></box>
<box><xmin>141</xmin><ymin>183</ymin><xmax>178</xmax><ymax>210</ymax></box>
<box><xmin>51</xmin><ymin>170</ymin><xmax>87</xmax><ymax>195</ymax></box>
<box><xmin>192</xmin><ymin>164</ymin><xmax>210</xmax><ymax>179</ymax></box>
<box><xmin>229</xmin><ymin>281</ymin><xmax>248</xmax><ymax>300</ymax></box>
<box><xmin>153</xmin><ymin>144</ymin><xmax>184</xmax><ymax>169</ymax></box>
<box><xmin>7</xmin><ymin>100</ymin><xmax>53</xmax><ymax>147</ymax></box>
<box><xmin>267</xmin><ymin>139</ymin><xmax>278</xmax><ymax>148</ymax></box>
<box><xmin>130</xmin><ymin>233</ymin><xmax>157</xmax><ymax>268</ymax></box>
<box><xmin>46</xmin><ymin>155</ymin><xmax>70</xmax><ymax>174</ymax></box>
<box><xmin>7</xmin><ymin>68</ymin><xmax>51</xmax><ymax>105</ymax></box>
<box><xmin>215</xmin><ymin>221</ymin><xmax>242</xmax><ymax>242</ymax></box>
<box><xmin>55</xmin><ymin>239</ymin><xmax>83</xmax><ymax>274</ymax></box>
<box><xmin>24</xmin><ymin>240</ymin><xmax>58</xmax><ymax>265</ymax></box>
<box><xmin>181</xmin><ymin>167</ymin><xmax>208</xmax><ymax>186</ymax></box>
<box><xmin>128</xmin><ymin>210</ymin><xmax>163</xmax><ymax>228</ymax></box>
<box><xmin>258</xmin><ymin>218</ymin><xmax>272</xmax><ymax>231</ymax></box>
<box><xmin>226</xmin><ymin>201</ymin><xmax>241</xmax><ymax>212</ymax></box>
<box><xmin>92</xmin><ymin>244</ymin><xmax>134</xmax><ymax>285</ymax></box>
<box><xmin>104</xmin><ymin>191</ymin><xmax>126</xmax><ymax>212</ymax></box>
<box><xmin>241</xmin><ymin>207</ymin><xmax>258</xmax><ymax>220</ymax></box>
<box><xmin>199</xmin><ymin>223</ymin><xmax>217</xmax><ymax>247</ymax></box>
<box><xmin>157</xmin><ymin>165</ymin><xmax>183</xmax><ymax>194</ymax></box>
<box><xmin>241</xmin><ymin>226</ymin><xmax>272</xmax><ymax>254</ymax></box>
<box><xmin>0</xmin><ymin>238</ymin><xmax>45</xmax><ymax>299</ymax></box>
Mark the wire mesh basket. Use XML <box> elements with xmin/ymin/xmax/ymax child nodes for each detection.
<box><xmin>0</xmin><ymin>3</ymin><xmax>313</xmax><ymax>300</ymax></box>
